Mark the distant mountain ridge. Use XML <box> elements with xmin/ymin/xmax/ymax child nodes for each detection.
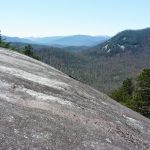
<box><xmin>86</xmin><ymin>28</ymin><xmax>150</xmax><ymax>56</ymax></box>
<box><xmin>46</xmin><ymin>35</ymin><xmax>109</xmax><ymax>46</ymax></box>
<box><xmin>3</xmin><ymin>35</ymin><xmax>110</xmax><ymax>47</ymax></box>
<box><xmin>3</xmin><ymin>36</ymin><xmax>32</xmax><ymax>44</ymax></box>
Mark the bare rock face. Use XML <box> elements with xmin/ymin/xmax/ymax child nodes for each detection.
<box><xmin>0</xmin><ymin>48</ymin><xmax>150</xmax><ymax>150</ymax></box>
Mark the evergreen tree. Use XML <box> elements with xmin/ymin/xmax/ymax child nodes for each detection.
<box><xmin>110</xmin><ymin>69</ymin><xmax>150</xmax><ymax>118</ymax></box>
<box><xmin>23</xmin><ymin>44</ymin><xmax>40</xmax><ymax>60</ymax></box>
<box><xmin>122</xmin><ymin>78</ymin><xmax>134</xmax><ymax>95</ymax></box>
<box><xmin>24</xmin><ymin>44</ymin><xmax>33</xmax><ymax>56</ymax></box>
<box><xmin>110</xmin><ymin>78</ymin><xmax>134</xmax><ymax>108</ymax></box>
<box><xmin>0</xmin><ymin>30</ymin><xmax>10</xmax><ymax>48</ymax></box>
<box><xmin>133</xmin><ymin>69</ymin><xmax>150</xmax><ymax>118</ymax></box>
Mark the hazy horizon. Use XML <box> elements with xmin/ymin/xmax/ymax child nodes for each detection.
<box><xmin>3</xmin><ymin>28</ymin><xmax>150</xmax><ymax>39</ymax></box>
<box><xmin>3</xmin><ymin>34</ymin><xmax>110</xmax><ymax>38</ymax></box>
<box><xmin>1</xmin><ymin>0</ymin><xmax>150</xmax><ymax>37</ymax></box>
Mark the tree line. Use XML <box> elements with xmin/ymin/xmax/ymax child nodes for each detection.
<box><xmin>0</xmin><ymin>30</ymin><xmax>40</xmax><ymax>60</ymax></box>
<box><xmin>110</xmin><ymin>68</ymin><xmax>150</xmax><ymax>118</ymax></box>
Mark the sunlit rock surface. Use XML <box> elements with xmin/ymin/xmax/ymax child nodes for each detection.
<box><xmin>0</xmin><ymin>48</ymin><xmax>150</xmax><ymax>150</ymax></box>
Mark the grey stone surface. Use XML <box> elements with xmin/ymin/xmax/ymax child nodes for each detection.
<box><xmin>0</xmin><ymin>48</ymin><xmax>150</xmax><ymax>150</ymax></box>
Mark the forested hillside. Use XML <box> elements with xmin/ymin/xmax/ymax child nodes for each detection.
<box><xmin>2</xmin><ymin>28</ymin><xmax>150</xmax><ymax>93</ymax></box>
<box><xmin>85</xmin><ymin>28</ymin><xmax>150</xmax><ymax>56</ymax></box>
<box><xmin>32</xmin><ymin>28</ymin><xmax>150</xmax><ymax>93</ymax></box>
<box><xmin>34</xmin><ymin>48</ymin><xmax>150</xmax><ymax>93</ymax></box>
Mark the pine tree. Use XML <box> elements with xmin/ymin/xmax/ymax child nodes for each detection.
<box><xmin>122</xmin><ymin>78</ymin><xmax>134</xmax><ymax>95</ymax></box>
<box><xmin>133</xmin><ymin>68</ymin><xmax>150</xmax><ymax>118</ymax></box>
<box><xmin>110</xmin><ymin>78</ymin><xmax>134</xmax><ymax>108</ymax></box>
<box><xmin>24</xmin><ymin>45</ymin><xmax>33</xmax><ymax>56</ymax></box>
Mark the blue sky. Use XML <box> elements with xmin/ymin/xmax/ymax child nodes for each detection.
<box><xmin>0</xmin><ymin>0</ymin><xmax>150</xmax><ymax>37</ymax></box>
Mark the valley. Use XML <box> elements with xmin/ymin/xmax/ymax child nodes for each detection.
<box><xmin>28</xmin><ymin>28</ymin><xmax>150</xmax><ymax>93</ymax></box>
<box><xmin>1</xmin><ymin>1</ymin><xmax>150</xmax><ymax>149</ymax></box>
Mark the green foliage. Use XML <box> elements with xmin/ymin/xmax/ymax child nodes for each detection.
<box><xmin>0</xmin><ymin>40</ymin><xmax>10</xmax><ymax>48</ymax></box>
<box><xmin>0</xmin><ymin>31</ymin><xmax>7</xmax><ymax>48</ymax></box>
<box><xmin>133</xmin><ymin>69</ymin><xmax>150</xmax><ymax>118</ymax></box>
<box><xmin>0</xmin><ymin>32</ymin><xmax>40</xmax><ymax>61</ymax></box>
<box><xmin>24</xmin><ymin>45</ymin><xmax>33</xmax><ymax>56</ymax></box>
<box><xmin>22</xmin><ymin>44</ymin><xmax>40</xmax><ymax>60</ymax></box>
<box><xmin>122</xmin><ymin>78</ymin><xmax>134</xmax><ymax>95</ymax></box>
<box><xmin>110</xmin><ymin>69</ymin><xmax>150</xmax><ymax>118</ymax></box>
<box><xmin>110</xmin><ymin>78</ymin><xmax>134</xmax><ymax>108</ymax></box>
<box><xmin>0</xmin><ymin>30</ymin><xmax>13</xmax><ymax>49</ymax></box>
